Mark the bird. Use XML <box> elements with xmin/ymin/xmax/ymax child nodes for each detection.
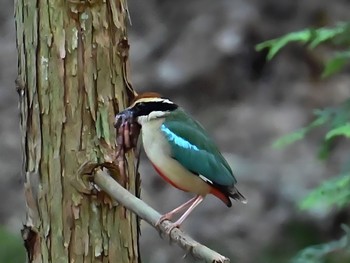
<box><xmin>116</xmin><ymin>92</ymin><xmax>246</xmax><ymax>229</ymax></box>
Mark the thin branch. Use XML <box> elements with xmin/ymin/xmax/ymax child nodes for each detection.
<box><xmin>93</xmin><ymin>168</ymin><xmax>230</xmax><ymax>263</ymax></box>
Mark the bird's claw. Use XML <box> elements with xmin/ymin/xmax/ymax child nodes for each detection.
<box><xmin>155</xmin><ymin>214</ymin><xmax>180</xmax><ymax>238</ymax></box>
<box><xmin>155</xmin><ymin>213</ymin><xmax>172</xmax><ymax>227</ymax></box>
<box><xmin>165</xmin><ymin>223</ymin><xmax>179</xmax><ymax>236</ymax></box>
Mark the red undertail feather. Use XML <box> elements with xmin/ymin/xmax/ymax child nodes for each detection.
<box><xmin>210</xmin><ymin>186</ymin><xmax>247</xmax><ymax>207</ymax></box>
<box><xmin>210</xmin><ymin>187</ymin><xmax>232</xmax><ymax>207</ymax></box>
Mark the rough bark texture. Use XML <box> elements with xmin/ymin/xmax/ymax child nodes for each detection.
<box><xmin>15</xmin><ymin>0</ymin><xmax>139</xmax><ymax>262</ymax></box>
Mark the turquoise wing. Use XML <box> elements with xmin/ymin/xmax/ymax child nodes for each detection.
<box><xmin>161</xmin><ymin>109</ymin><xmax>237</xmax><ymax>187</ymax></box>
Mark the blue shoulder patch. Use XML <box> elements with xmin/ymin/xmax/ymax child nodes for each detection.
<box><xmin>161</xmin><ymin>125</ymin><xmax>200</xmax><ymax>152</ymax></box>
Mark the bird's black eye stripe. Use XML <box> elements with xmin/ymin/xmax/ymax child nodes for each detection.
<box><xmin>134</xmin><ymin>101</ymin><xmax>178</xmax><ymax>116</ymax></box>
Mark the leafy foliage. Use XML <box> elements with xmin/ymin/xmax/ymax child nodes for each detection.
<box><xmin>272</xmin><ymin>111</ymin><xmax>329</xmax><ymax>149</ymax></box>
<box><xmin>257</xmin><ymin>21</ymin><xmax>350</xmax><ymax>263</ymax></box>
<box><xmin>300</xmin><ymin>174</ymin><xmax>350</xmax><ymax>210</ymax></box>
<box><xmin>290</xmin><ymin>225</ymin><xmax>350</xmax><ymax>263</ymax></box>
<box><xmin>273</xmin><ymin>99</ymin><xmax>350</xmax><ymax>152</ymax></box>
<box><xmin>256</xmin><ymin>22</ymin><xmax>350</xmax><ymax>77</ymax></box>
<box><xmin>326</xmin><ymin>122</ymin><xmax>350</xmax><ymax>140</ymax></box>
<box><xmin>322</xmin><ymin>51</ymin><xmax>350</xmax><ymax>77</ymax></box>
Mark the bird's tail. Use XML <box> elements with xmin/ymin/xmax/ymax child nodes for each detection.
<box><xmin>229</xmin><ymin>187</ymin><xmax>247</xmax><ymax>204</ymax></box>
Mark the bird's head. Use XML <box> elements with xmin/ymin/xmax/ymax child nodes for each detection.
<box><xmin>114</xmin><ymin>92</ymin><xmax>178</xmax><ymax>127</ymax></box>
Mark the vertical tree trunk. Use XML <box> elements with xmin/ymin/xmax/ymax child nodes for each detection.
<box><xmin>15</xmin><ymin>0</ymin><xmax>139</xmax><ymax>262</ymax></box>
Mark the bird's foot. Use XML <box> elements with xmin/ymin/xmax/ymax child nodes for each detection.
<box><xmin>165</xmin><ymin>223</ymin><xmax>180</xmax><ymax>235</ymax></box>
<box><xmin>156</xmin><ymin>214</ymin><xmax>181</xmax><ymax>238</ymax></box>
<box><xmin>155</xmin><ymin>213</ymin><xmax>173</xmax><ymax>227</ymax></box>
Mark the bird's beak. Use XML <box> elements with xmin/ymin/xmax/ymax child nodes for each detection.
<box><xmin>114</xmin><ymin>108</ymin><xmax>135</xmax><ymax>128</ymax></box>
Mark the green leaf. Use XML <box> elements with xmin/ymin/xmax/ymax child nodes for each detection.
<box><xmin>256</xmin><ymin>22</ymin><xmax>350</xmax><ymax>60</ymax></box>
<box><xmin>290</xmin><ymin>224</ymin><xmax>350</xmax><ymax>263</ymax></box>
<box><xmin>326</xmin><ymin>123</ymin><xmax>350</xmax><ymax>140</ymax></box>
<box><xmin>273</xmin><ymin>112</ymin><xmax>330</xmax><ymax>149</ymax></box>
<box><xmin>322</xmin><ymin>51</ymin><xmax>350</xmax><ymax>78</ymax></box>
<box><xmin>272</xmin><ymin>128</ymin><xmax>306</xmax><ymax>149</ymax></box>
<box><xmin>300</xmin><ymin>174</ymin><xmax>350</xmax><ymax>210</ymax></box>
<box><xmin>330</xmin><ymin>100</ymin><xmax>350</xmax><ymax>127</ymax></box>
<box><xmin>256</xmin><ymin>30</ymin><xmax>311</xmax><ymax>60</ymax></box>
<box><xmin>308</xmin><ymin>24</ymin><xmax>348</xmax><ymax>48</ymax></box>
<box><xmin>273</xmin><ymin>100</ymin><xmax>350</xmax><ymax>151</ymax></box>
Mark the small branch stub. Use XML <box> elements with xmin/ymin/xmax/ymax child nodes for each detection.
<box><xmin>91</xmin><ymin>167</ymin><xmax>230</xmax><ymax>263</ymax></box>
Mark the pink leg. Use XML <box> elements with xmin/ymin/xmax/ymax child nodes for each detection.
<box><xmin>156</xmin><ymin>196</ymin><xmax>198</xmax><ymax>226</ymax></box>
<box><xmin>163</xmin><ymin>195</ymin><xmax>204</xmax><ymax>235</ymax></box>
<box><xmin>173</xmin><ymin>195</ymin><xmax>204</xmax><ymax>227</ymax></box>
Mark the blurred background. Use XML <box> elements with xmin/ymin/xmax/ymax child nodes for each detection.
<box><xmin>1</xmin><ymin>0</ymin><xmax>350</xmax><ymax>262</ymax></box>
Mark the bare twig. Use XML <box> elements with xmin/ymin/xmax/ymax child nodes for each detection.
<box><xmin>93</xmin><ymin>168</ymin><xmax>230</xmax><ymax>263</ymax></box>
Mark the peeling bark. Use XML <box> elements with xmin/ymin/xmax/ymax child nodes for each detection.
<box><xmin>15</xmin><ymin>0</ymin><xmax>139</xmax><ymax>262</ymax></box>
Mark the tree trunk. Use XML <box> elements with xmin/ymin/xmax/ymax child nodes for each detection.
<box><xmin>15</xmin><ymin>0</ymin><xmax>140</xmax><ymax>262</ymax></box>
